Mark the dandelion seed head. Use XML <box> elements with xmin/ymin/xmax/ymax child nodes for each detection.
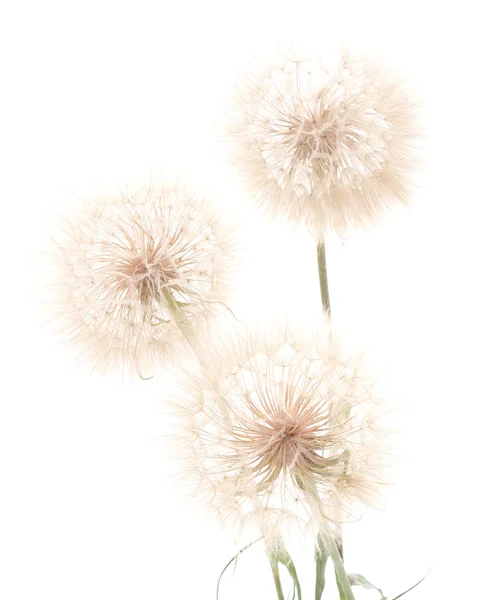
<box><xmin>48</xmin><ymin>182</ymin><xmax>232</xmax><ymax>376</ymax></box>
<box><xmin>172</xmin><ymin>324</ymin><xmax>391</xmax><ymax>546</ymax></box>
<box><xmin>228</xmin><ymin>49</ymin><xmax>421</xmax><ymax>237</ymax></box>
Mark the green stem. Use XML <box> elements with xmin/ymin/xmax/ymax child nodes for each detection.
<box><xmin>268</xmin><ymin>557</ymin><xmax>285</xmax><ymax>600</ymax></box>
<box><xmin>316</xmin><ymin>240</ymin><xmax>331</xmax><ymax>316</ymax></box>
<box><xmin>316</xmin><ymin>240</ymin><xmax>349</xmax><ymax>597</ymax></box>
<box><xmin>314</xmin><ymin>533</ymin><xmax>328</xmax><ymax>600</ymax></box>
<box><xmin>162</xmin><ymin>287</ymin><xmax>233</xmax><ymax>422</ymax></box>
<box><xmin>266</xmin><ymin>539</ymin><xmax>302</xmax><ymax>600</ymax></box>
<box><xmin>303</xmin><ymin>481</ymin><xmax>355</xmax><ymax>600</ymax></box>
<box><xmin>279</xmin><ymin>547</ymin><xmax>302</xmax><ymax>600</ymax></box>
<box><xmin>162</xmin><ymin>288</ymin><xmax>203</xmax><ymax>359</ymax></box>
<box><xmin>319</xmin><ymin>518</ymin><xmax>355</xmax><ymax>600</ymax></box>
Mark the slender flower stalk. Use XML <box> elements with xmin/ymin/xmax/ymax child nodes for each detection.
<box><xmin>266</xmin><ymin>540</ymin><xmax>303</xmax><ymax>600</ymax></box>
<box><xmin>319</xmin><ymin>518</ymin><xmax>354</xmax><ymax>600</ymax></box>
<box><xmin>305</xmin><ymin>481</ymin><xmax>355</xmax><ymax>600</ymax></box>
<box><xmin>314</xmin><ymin>196</ymin><xmax>350</xmax><ymax>597</ymax></box>
<box><xmin>315</xmin><ymin>532</ymin><xmax>328</xmax><ymax>600</ymax></box>
<box><xmin>317</xmin><ymin>240</ymin><xmax>331</xmax><ymax>316</ymax></box>
<box><xmin>315</xmin><ymin>235</ymin><xmax>350</xmax><ymax>594</ymax></box>
<box><xmin>269</xmin><ymin>556</ymin><xmax>285</xmax><ymax>600</ymax></box>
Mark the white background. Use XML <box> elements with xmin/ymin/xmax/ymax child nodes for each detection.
<box><xmin>1</xmin><ymin>1</ymin><xmax>486</xmax><ymax>599</ymax></box>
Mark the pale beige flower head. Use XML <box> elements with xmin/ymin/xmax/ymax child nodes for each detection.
<box><xmin>49</xmin><ymin>182</ymin><xmax>232</xmax><ymax>376</ymax></box>
<box><xmin>228</xmin><ymin>49</ymin><xmax>420</xmax><ymax>237</ymax></box>
<box><xmin>172</xmin><ymin>323</ymin><xmax>390</xmax><ymax>548</ymax></box>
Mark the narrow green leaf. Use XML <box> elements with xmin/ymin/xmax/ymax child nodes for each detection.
<box><xmin>389</xmin><ymin>568</ymin><xmax>431</xmax><ymax>600</ymax></box>
<box><xmin>348</xmin><ymin>573</ymin><xmax>386</xmax><ymax>599</ymax></box>
<box><xmin>216</xmin><ymin>537</ymin><xmax>264</xmax><ymax>600</ymax></box>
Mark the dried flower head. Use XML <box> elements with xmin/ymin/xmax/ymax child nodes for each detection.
<box><xmin>228</xmin><ymin>50</ymin><xmax>420</xmax><ymax>237</ymax></box>
<box><xmin>172</xmin><ymin>324</ymin><xmax>390</xmax><ymax>547</ymax></box>
<box><xmin>48</xmin><ymin>183</ymin><xmax>232</xmax><ymax>375</ymax></box>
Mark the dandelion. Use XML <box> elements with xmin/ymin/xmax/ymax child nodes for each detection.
<box><xmin>228</xmin><ymin>49</ymin><xmax>420</xmax><ymax>237</ymax></box>
<box><xmin>172</xmin><ymin>324</ymin><xmax>389</xmax><ymax>551</ymax></box>
<box><xmin>48</xmin><ymin>182</ymin><xmax>232</xmax><ymax>376</ymax></box>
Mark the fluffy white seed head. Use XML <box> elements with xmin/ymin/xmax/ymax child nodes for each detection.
<box><xmin>47</xmin><ymin>183</ymin><xmax>232</xmax><ymax>376</ymax></box>
<box><xmin>228</xmin><ymin>50</ymin><xmax>420</xmax><ymax>237</ymax></box>
<box><xmin>171</xmin><ymin>324</ymin><xmax>390</xmax><ymax>548</ymax></box>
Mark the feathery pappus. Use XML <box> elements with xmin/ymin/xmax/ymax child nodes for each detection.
<box><xmin>171</xmin><ymin>323</ymin><xmax>390</xmax><ymax>550</ymax></box>
<box><xmin>228</xmin><ymin>49</ymin><xmax>421</xmax><ymax>238</ymax></box>
<box><xmin>47</xmin><ymin>182</ymin><xmax>232</xmax><ymax>376</ymax></box>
